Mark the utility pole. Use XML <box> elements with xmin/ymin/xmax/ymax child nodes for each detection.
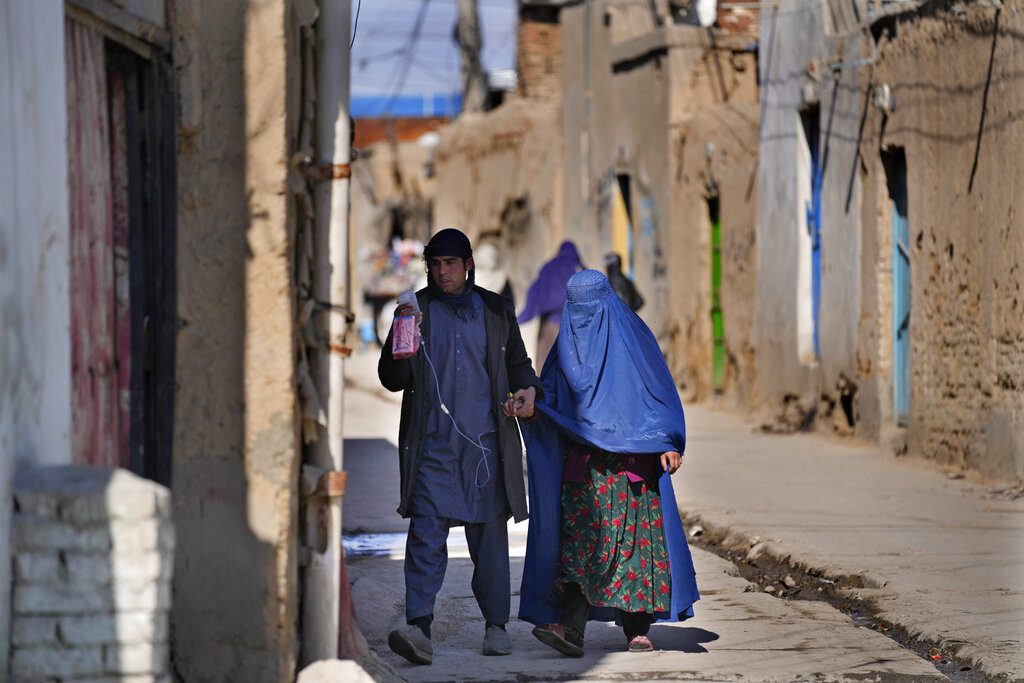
<box><xmin>455</xmin><ymin>0</ymin><xmax>487</xmax><ymax>113</ymax></box>
<box><xmin>303</xmin><ymin>0</ymin><xmax>353</xmax><ymax>666</ymax></box>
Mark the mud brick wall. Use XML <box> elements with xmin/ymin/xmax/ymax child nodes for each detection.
<box><xmin>517</xmin><ymin>6</ymin><xmax>562</xmax><ymax>100</ymax></box>
<box><xmin>868</xmin><ymin>7</ymin><xmax>1024</xmax><ymax>480</ymax></box>
<box><xmin>10</xmin><ymin>467</ymin><xmax>173</xmax><ymax>682</ymax></box>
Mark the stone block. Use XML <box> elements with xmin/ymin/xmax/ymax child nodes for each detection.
<box><xmin>13</xmin><ymin>490</ymin><xmax>59</xmax><ymax>518</ymax></box>
<box><xmin>12</xmin><ymin>617</ymin><xmax>59</xmax><ymax>646</ymax></box>
<box><xmin>15</xmin><ymin>466</ymin><xmax>170</xmax><ymax>519</ymax></box>
<box><xmin>12</xmin><ymin>645</ymin><xmax>105</xmax><ymax>678</ymax></box>
<box><xmin>14</xmin><ymin>552</ymin><xmax>62</xmax><ymax>583</ymax></box>
<box><xmin>59</xmin><ymin>614</ymin><xmax>118</xmax><ymax>646</ymax></box>
<box><xmin>110</xmin><ymin>551</ymin><xmax>166</xmax><ymax>584</ymax></box>
<box><xmin>14</xmin><ymin>583</ymin><xmax>113</xmax><ymax>616</ymax></box>
<box><xmin>104</xmin><ymin>642</ymin><xmax>169</xmax><ymax>675</ymax></box>
<box><xmin>298</xmin><ymin>660</ymin><xmax>376</xmax><ymax>683</ymax></box>
<box><xmin>65</xmin><ymin>553</ymin><xmax>113</xmax><ymax>586</ymax></box>
<box><xmin>64</xmin><ymin>551</ymin><xmax>169</xmax><ymax>587</ymax></box>
<box><xmin>60</xmin><ymin>477</ymin><xmax>167</xmax><ymax>525</ymax></box>
<box><xmin>109</xmin><ymin>520</ymin><xmax>174</xmax><ymax>554</ymax></box>
<box><xmin>13</xmin><ymin>516</ymin><xmax>111</xmax><ymax>552</ymax></box>
<box><xmin>113</xmin><ymin>580</ymin><xmax>172</xmax><ymax>612</ymax></box>
<box><xmin>60</xmin><ymin>612</ymin><xmax>167</xmax><ymax>646</ymax></box>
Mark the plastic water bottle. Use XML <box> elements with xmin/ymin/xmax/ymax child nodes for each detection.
<box><xmin>392</xmin><ymin>291</ymin><xmax>421</xmax><ymax>359</ymax></box>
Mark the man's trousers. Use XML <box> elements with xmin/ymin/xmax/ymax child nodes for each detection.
<box><xmin>404</xmin><ymin>514</ymin><xmax>510</xmax><ymax>625</ymax></box>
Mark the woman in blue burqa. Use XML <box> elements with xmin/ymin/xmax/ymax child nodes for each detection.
<box><xmin>517</xmin><ymin>241</ymin><xmax>584</xmax><ymax>371</ymax></box>
<box><xmin>519</xmin><ymin>269</ymin><xmax>699</xmax><ymax>655</ymax></box>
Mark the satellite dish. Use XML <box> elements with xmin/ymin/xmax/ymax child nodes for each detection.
<box><xmin>696</xmin><ymin>0</ymin><xmax>718</xmax><ymax>28</ymax></box>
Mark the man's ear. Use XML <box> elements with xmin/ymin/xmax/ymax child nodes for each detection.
<box><xmin>465</xmin><ymin>257</ymin><xmax>475</xmax><ymax>272</ymax></box>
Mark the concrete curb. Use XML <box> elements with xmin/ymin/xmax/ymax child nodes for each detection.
<box><xmin>678</xmin><ymin>506</ymin><xmax>1017</xmax><ymax>681</ymax></box>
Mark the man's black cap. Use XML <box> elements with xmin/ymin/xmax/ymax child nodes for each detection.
<box><xmin>424</xmin><ymin>227</ymin><xmax>473</xmax><ymax>260</ymax></box>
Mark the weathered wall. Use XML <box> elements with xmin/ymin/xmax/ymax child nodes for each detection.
<box><xmin>561</xmin><ymin>2</ymin><xmax>675</xmax><ymax>336</ymax></box>
<box><xmin>666</xmin><ymin>102</ymin><xmax>760</xmax><ymax>406</ymax></box>
<box><xmin>562</xmin><ymin>0</ymin><xmax>759</xmax><ymax>350</ymax></box>
<box><xmin>862</xmin><ymin>5</ymin><xmax>1024</xmax><ymax>480</ymax></box>
<box><xmin>433</xmin><ymin>99</ymin><xmax>565</xmax><ymax>308</ymax></box>
<box><xmin>0</xmin><ymin>1</ymin><xmax>73</xmax><ymax>674</ymax></box>
<box><xmin>758</xmin><ymin>1</ymin><xmax>1023</xmax><ymax>480</ymax></box>
<box><xmin>517</xmin><ymin>5</ymin><xmax>562</xmax><ymax>100</ymax></box>
<box><xmin>170</xmin><ymin>1</ymin><xmax>301</xmax><ymax>680</ymax></box>
<box><xmin>754</xmin><ymin>0</ymin><xmax>832</xmax><ymax>406</ymax></box>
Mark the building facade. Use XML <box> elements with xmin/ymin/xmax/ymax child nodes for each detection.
<box><xmin>3</xmin><ymin>1</ymin><xmax>358</xmax><ymax>679</ymax></box>
<box><xmin>756</xmin><ymin>0</ymin><xmax>1023</xmax><ymax>479</ymax></box>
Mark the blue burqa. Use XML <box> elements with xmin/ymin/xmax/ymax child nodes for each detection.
<box><xmin>517</xmin><ymin>241</ymin><xmax>583</xmax><ymax>325</ymax></box>
<box><xmin>519</xmin><ymin>269</ymin><xmax>699</xmax><ymax>626</ymax></box>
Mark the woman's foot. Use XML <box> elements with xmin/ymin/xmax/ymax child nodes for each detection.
<box><xmin>627</xmin><ymin>634</ymin><xmax>654</xmax><ymax>652</ymax></box>
<box><xmin>531</xmin><ymin>623</ymin><xmax>584</xmax><ymax>658</ymax></box>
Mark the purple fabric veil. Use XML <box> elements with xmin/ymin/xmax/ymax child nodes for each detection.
<box><xmin>517</xmin><ymin>241</ymin><xmax>583</xmax><ymax>324</ymax></box>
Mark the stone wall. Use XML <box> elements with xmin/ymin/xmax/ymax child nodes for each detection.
<box><xmin>10</xmin><ymin>467</ymin><xmax>172</xmax><ymax>682</ymax></box>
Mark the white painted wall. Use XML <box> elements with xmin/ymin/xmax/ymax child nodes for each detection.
<box><xmin>0</xmin><ymin>1</ymin><xmax>73</xmax><ymax>672</ymax></box>
<box><xmin>754</xmin><ymin>0</ymin><xmax>830</xmax><ymax>401</ymax></box>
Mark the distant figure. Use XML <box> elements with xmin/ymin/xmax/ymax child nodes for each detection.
<box><xmin>473</xmin><ymin>241</ymin><xmax>515</xmax><ymax>303</ymax></box>
<box><xmin>518</xmin><ymin>241</ymin><xmax>584</xmax><ymax>370</ymax></box>
<box><xmin>604</xmin><ymin>253</ymin><xmax>644</xmax><ymax>312</ymax></box>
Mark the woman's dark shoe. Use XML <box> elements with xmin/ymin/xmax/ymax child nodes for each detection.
<box><xmin>531</xmin><ymin>623</ymin><xmax>584</xmax><ymax>658</ymax></box>
<box><xmin>627</xmin><ymin>634</ymin><xmax>654</xmax><ymax>652</ymax></box>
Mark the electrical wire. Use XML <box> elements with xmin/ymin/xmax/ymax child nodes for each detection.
<box><xmin>350</xmin><ymin>0</ymin><xmax>363</xmax><ymax>49</ymax></box>
<box><xmin>420</xmin><ymin>335</ymin><xmax>497</xmax><ymax>488</ymax></box>
<box><xmin>378</xmin><ymin>0</ymin><xmax>433</xmax><ymax>116</ymax></box>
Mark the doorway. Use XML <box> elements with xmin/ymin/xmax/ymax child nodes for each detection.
<box><xmin>709</xmin><ymin>196</ymin><xmax>725</xmax><ymax>393</ymax></box>
<box><xmin>883</xmin><ymin>148</ymin><xmax>909</xmax><ymax>426</ymax></box>
<box><xmin>800</xmin><ymin>106</ymin><xmax>823</xmax><ymax>358</ymax></box>
<box><xmin>66</xmin><ymin>20</ymin><xmax>176</xmax><ymax>485</ymax></box>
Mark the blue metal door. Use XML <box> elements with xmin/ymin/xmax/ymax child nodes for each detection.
<box><xmin>803</xmin><ymin>110</ymin><xmax>822</xmax><ymax>356</ymax></box>
<box><xmin>890</xmin><ymin>154</ymin><xmax>910</xmax><ymax>426</ymax></box>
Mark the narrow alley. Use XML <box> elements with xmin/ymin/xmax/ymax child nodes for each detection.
<box><xmin>342</xmin><ymin>352</ymin><xmax>1022</xmax><ymax>682</ymax></box>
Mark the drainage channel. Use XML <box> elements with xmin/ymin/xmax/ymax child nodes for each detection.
<box><xmin>683</xmin><ymin>517</ymin><xmax>998</xmax><ymax>683</ymax></box>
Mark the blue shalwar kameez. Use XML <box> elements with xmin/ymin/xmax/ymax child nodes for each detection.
<box><xmin>405</xmin><ymin>292</ymin><xmax>511</xmax><ymax>625</ymax></box>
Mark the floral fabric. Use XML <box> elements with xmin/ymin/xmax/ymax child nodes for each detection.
<box><xmin>557</xmin><ymin>451</ymin><xmax>671</xmax><ymax>614</ymax></box>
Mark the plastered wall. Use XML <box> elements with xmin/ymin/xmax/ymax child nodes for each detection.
<box><xmin>0</xmin><ymin>2</ymin><xmax>73</xmax><ymax>675</ymax></box>
<box><xmin>170</xmin><ymin>1</ymin><xmax>301</xmax><ymax>679</ymax></box>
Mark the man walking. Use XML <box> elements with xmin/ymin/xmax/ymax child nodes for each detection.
<box><xmin>378</xmin><ymin>227</ymin><xmax>541</xmax><ymax>665</ymax></box>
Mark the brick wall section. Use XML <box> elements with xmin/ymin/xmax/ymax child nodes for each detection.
<box><xmin>517</xmin><ymin>7</ymin><xmax>562</xmax><ymax>100</ymax></box>
<box><xmin>717</xmin><ymin>2</ymin><xmax>760</xmax><ymax>38</ymax></box>
<box><xmin>10</xmin><ymin>467</ymin><xmax>173</xmax><ymax>683</ymax></box>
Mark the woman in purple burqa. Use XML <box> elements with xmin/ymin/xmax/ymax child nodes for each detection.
<box><xmin>518</xmin><ymin>241</ymin><xmax>584</xmax><ymax>370</ymax></box>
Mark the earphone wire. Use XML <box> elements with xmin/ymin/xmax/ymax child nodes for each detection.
<box><xmin>419</xmin><ymin>335</ymin><xmax>495</xmax><ymax>488</ymax></box>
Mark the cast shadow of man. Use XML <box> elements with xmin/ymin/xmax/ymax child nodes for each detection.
<box><xmin>649</xmin><ymin>624</ymin><xmax>720</xmax><ymax>654</ymax></box>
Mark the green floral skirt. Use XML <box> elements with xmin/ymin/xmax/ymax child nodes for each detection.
<box><xmin>557</xmin><ymin>452</ymin><xmax>671</xmax><ymax>614</ymax></box>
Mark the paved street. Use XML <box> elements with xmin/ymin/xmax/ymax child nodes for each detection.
<box><xmin>342</xmin><ymin>351</ymin><xmax>1022</xmax><ymax>682</ymax></box>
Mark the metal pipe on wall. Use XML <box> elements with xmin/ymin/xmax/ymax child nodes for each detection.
<box><xmin>304</xmin><ymin>0</ymin><xmax>352</xmax><ymax>665</ymax></box>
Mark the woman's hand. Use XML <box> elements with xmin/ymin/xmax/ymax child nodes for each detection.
<box><xmin>660</xmin><ymin>450</ymin><xmax>682</xmax><ymax>474</ymax></box>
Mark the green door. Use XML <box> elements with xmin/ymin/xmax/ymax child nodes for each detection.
<box><xmin>710</xmin><ymin>198</ymin><xmax>725</xmax><ymax>393</ymax></box>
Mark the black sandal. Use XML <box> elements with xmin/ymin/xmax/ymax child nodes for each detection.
<box><xmin>531</xmin><ymin>623</ymin><xmax>584</xmax><ymax>658</ymax></box>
